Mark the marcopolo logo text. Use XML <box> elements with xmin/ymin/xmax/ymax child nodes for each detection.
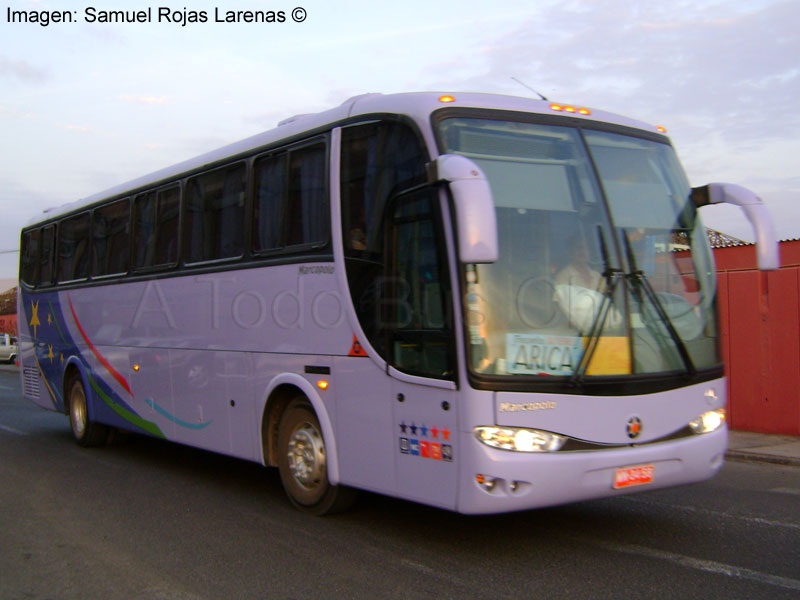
<box><xmin>498</xmin><ymin>401</ymin><xmax>558</xmax><ymax>412</ymax></box>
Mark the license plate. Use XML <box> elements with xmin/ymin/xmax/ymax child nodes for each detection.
<box><xmin>613</xmin><ymin>464</ymin><xmax>654</xmax><ymax>489</ymax></box>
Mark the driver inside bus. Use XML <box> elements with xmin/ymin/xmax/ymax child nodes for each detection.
<box><xmin>552</xmin><ymin>238</ymin><xmax>611</xmax><ymax>332</ymax></box>
<box><xmin>555</xmin><ymin>238</ymin><xmax>601</xmax><ymax>291</ymax></box>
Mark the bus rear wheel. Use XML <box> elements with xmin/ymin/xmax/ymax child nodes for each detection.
<box><xmin>277</xmin><ymin>398</ymin><xmax>355</xmax><ymax>515</ymax></box>
<box><xmin>67</xmin><ymin>374</ymin><xmax>109</xmax><ymax>447</ymax></box>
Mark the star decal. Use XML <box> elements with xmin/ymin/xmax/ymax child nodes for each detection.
<box><xmin>29</xmin><ymin>300</ymin><xmax>41</xmax><ymax>338</ymax></box>
<box><xmin>47</xmin><ymin>345</ymin><xmax>55</xmax><ymax>364</ymax></box>
<box><xmin>399</xmin><ymin>421</ymin><xmax>407</xmax><ymax>434</ymax></box>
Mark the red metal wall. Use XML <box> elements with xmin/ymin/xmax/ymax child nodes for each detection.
<box><xmin>715</xmin><ymin>241</ymin><xmax>800</xmax><ymax>435</ymax></box>
<box><xmin>0</xmin><ymin>314</ymin><xmax>17</xmax><ymax>336</ymax></box>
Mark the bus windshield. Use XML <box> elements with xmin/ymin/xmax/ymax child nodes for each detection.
<box><xmin>437</xmin><ymin>116</ymin><xmax>719</xmax><ymax>380</ymax></box>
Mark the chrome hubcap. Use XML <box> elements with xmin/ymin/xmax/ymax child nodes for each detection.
<box><xmin>286</xmin><ymin>423</ymin><xmax>326</xmax><ymax>490</ymax></box>
<box><xmin>70</xmin><ymin>384</ymin><xmax>87</xmax><ymax>438</ymax></box>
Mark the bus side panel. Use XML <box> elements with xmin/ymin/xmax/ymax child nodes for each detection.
<box><xmin>333</xmin><ymin>355</ymin><xmax>396</xmax><ymax>494</ymax></box>
<box><xmin>49</xmin><ymin>264</ymin><xmax>353</xmax><ymax>459</ymax></box>
<box><xmin>17</xmin><ymin>290</ymin><xmax>64</xmax><ymax>412</ymax></box>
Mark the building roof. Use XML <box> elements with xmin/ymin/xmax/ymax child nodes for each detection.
<box><xmin>0</xmin><ymin>279</ymin><xmax>17</xmax><ymax>295</ymax></box>
<box><xmin>706</xmin><ymin>229</ymin><xmax>750</xmax><ymax>248</ymax></box>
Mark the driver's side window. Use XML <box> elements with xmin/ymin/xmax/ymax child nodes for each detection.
<box><xmin>341</xmin><ymin>120</ymin><xmax>455</xmax><ymax>379</ymax></box>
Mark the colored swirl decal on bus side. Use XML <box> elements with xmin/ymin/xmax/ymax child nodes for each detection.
<box><xmin>88</xmin><ymin>374</ymin><xmax>165</xmax><ymax>438</ymax></box>
<box><xmin>67</xmin><ymin>294</ymin><xmax>133</xmax><ymax>396</ymax></box>
<box><xmin>34</xmin><ymin>353</ymin><xmax>61</xmax><ymax>410</ymax></box>
<box><xmin>145</xmin><ymin>398</ymin><xmax>213</xmax><ymax>430</ymax></box>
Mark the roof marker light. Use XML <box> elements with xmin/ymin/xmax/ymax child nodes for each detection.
<box><xmin>550</xmin><ymin>104</ymin><xmax>591</xmax><ymax>115</ymax></box>
<box><xmin>439</xmin><ymin>95</ymin><xmax>456</xmax><ymax>103</ymax></box>
<box><xmin>656</xmin><ymin>125</ymin><xmax>668</xmax><ymax>133</ymax></box>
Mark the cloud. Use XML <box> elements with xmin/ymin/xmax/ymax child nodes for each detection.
<box><xmin>118</xmin><ymin>94</ymin><xmax>169</xmax><ymax>105</ymax></box>
<box><xmin>414</xmin><ymin>0</ymin><xmax>800</xmax><ymax>240</ymax></box>
<box><xmin>0</xmin><ymin>55</ymin><xmax>49</xmax><ymax>83</ymax></box>
<box><xmin>427</xmin><ymin>0</ymin><xmax>800</xmax><ymax>142</ymax></box>
<box><xmin>63</xmin><ymin>124</ymin><xmax>92</xmax><ymax>133</ymax></box>
<box><xmin>0</xmin><ymin>105</ymin><xmax>36</xmax><ymax>120</ymax></box>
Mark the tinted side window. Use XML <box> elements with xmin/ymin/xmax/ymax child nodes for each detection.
<box><xmin>185</xmin><ymin>164</ymin><xmax>246</xmax><ymax>263</ymax></box>
<box><xmin>40</xmin><ymin>225</ymin><xmax>55</xmax><ymax>285</ymax></box>
<box><xmin>133</xmin><ymin>187</ymin><xmax>180</xmax><ymax>270</ymax></box>
<box><xmin>287</xmin><ymin>143</ymin><xmax>327</xmax><ymax>246</ymax></box>
<box><xmin>252</xmin><ymin>153</ymin><xmax>287</xmax><ymax>252</ymax></box>
<box><xmin>154</xmin><ymin>187</ymin><xmax>179</xmax><ymax>266</ymax></box>
<box><xmin>385</xmin><ymin>190</ymin><xmax>454</xmax><ymax>379</ymax></box>
<box><xmin>57</xmin><ymin>212</ymin><xmax>91</xmax><ymax>282</ymax></box>
<box><xmin>340</xmin><ymin>121</ymin><xmax>427</xmax><ymax>360</ymax></box>
<box><xmin>20</xmin><ymin>229</ymin><xmax>40</xmax><ymax>286</ymax></box>
<box><xmin>340</xmin><ymin>121</ymin><xmax>427</xmax><ymax>257</ymax></box>
<box><xmin>252</xmin><ymin>141</ymin><xmax>328</xmax><ymax>253</ymax></box>
<box><xmin>133</xmin><ymin>191</ymin><xmax>156</xmax><ymax>269</ymax></box>
<box><xmin>93</xmin><ymin>199</ymin><xmax>130</xmax><ymax>276</ymax></box>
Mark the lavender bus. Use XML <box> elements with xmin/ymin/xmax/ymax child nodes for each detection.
<box><xmin>17</xmin><ymin>92</ymin><xmax>777</xmax><ymax>514</ymax></box>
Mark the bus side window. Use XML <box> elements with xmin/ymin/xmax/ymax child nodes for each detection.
<box><xmin>339</xmin><ymin>120</ymin><xmax>433</xmax><ymax>368</ymax></box>
<box><xmin>39</xmin><ymin>225</ymin><xmax>55</xmax><ymax>285</ymax></box>
<box><xmin>93</xmin><ymin>198</ymin><xmax>130</xmax><ymax>277</ymax></box>
<box><xmin>20</xmin><ymin>228</ymin><xmax>40</xmax><ymax>286</ymax></box>
<box><xmin>252</xmin><ymin>141</ymin><xmax>328</xmax><ymax>254</ymax></box>
<box><xmin>253</xmin><ymin>153</ymin><xmax>287</xmax><ymax>252</ymax></box>
<box><xmin>386</xmin><ymin>189</ymin><xmax>454</xmax><ymax>379</ymax></box>
<box><xmin>286</xmin><ymin>143</ymin><xmax>327</xmax><ymax>247</ymax></box>
<box><xmin>133</xmin><ymin>187</ymin><xmax>181</xmax><ymax>270</ymax></box>
<box><xmin>155</xmin><ymin>187</ymin><xmax>180</xmax><ymax>266</ymax></box>
<box><xmin>57</xmin><ymin>212</ymin><xmax>91</xmax><ymax>282</ymax></box>
<box><xmin>133</xmin><ymin>191</ymin><xmax>157</xmax><ymax>269</ymax></box>
<box><xmin>184</xmin><ymin>163</ymin><xmax>246</xmax><ymax>263</ymax></box>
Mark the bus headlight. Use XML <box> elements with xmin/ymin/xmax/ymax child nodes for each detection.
<box><xmin>689</xmin><ymin>409</ymin><xmax>726</xmax><ymax>434</ymax></box>
<box><xmin>474</xmin><ymin>426</ymin><xmax>566</xmax><ymax>452</ymax></box>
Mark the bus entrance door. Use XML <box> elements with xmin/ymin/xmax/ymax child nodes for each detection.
<box><xmin>392</xmin><ymin>375</ymin><xmax>457</xmax><ymax>510</ymax></box>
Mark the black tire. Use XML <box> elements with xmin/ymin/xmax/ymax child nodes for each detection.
<box><xmin>277</xmin><ymin>398</ymin><xmax>356</xmax><ymax>515</ymax></box>
<box><xmin>67</xmin><ymin>374</ymin><xmax>109</xmax><ymax>447</ymax></box>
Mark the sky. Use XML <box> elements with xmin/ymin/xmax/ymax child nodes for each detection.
<box><xmin>1</xmin><ymin>0</ymin><xmax>798</xmax><ymax>280</ymax></box>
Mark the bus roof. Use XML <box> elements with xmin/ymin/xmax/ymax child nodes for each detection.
<box><xmin>27</xmin><ymin>91</ymin><xmax>664</xmax><ymax>226</ymax></box>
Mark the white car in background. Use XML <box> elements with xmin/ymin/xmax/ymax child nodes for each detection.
<box><xmin>0</xmin><ymin>333</ymin><xmax>17</xmax><ymax>364</ymax></box>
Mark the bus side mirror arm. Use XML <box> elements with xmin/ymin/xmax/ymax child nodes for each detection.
<box><xmin>692</xmin><ymin>183</ymin><xmax>779</xmax><ymax>271</ymax></box>
<box><xmin>429</xmin><ymin>154</ymin><xmax>498</xmax><ymax>263</ymax></box>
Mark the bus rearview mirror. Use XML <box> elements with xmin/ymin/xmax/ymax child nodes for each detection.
<box><xmin>692</xmin><ymin>183</ymin><xmax>779</xmax><ymax>270</ymax></box>
<box><xmin>431</xmin><ymin>154</ymin><xmax>498</xmax><ymax>263</ymax></box>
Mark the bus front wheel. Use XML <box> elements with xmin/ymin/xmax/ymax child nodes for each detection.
<box><xmin>277</xmin><ymin>398</ymin><xmax>355</xmax><ymax>515</ymax></box>
<box><xmin>67</xmin><ymin>374</ymin><xmax>109</xmax><ymax>447</ymax></box>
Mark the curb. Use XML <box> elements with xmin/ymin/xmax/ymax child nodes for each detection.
<box><xmin>725</xmin><ymin>450</ymin><xmax>800</xmax><ymax>468</ymax></box>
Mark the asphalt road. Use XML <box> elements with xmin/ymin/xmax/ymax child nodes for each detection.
<box><xmin>1</xmin><ymin>367</ymin><xmax>798</xmax><ymax>599</ymax></box>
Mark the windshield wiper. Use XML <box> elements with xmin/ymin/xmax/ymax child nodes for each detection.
<box><xmin>622</xmin><ymin>231</ymin><xmax>696</xmax><ymax>376</ymax></box>
<box><xmin>571</xmin><ymin>227</ymin><xmax>623</xmax><ymax>384</ymax></box>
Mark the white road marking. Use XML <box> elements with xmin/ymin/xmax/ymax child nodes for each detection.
<box><xmin>0</xmin><ymin>423</ymin><xmax>28</xmax><ymax>435</ymax></box>
<box><xmin>620</xmin><ymin>495</ymin><xmax>800</xmax><ymax>532</ymax></box>
<box><xmin>589</xmin><ymin>537</ymin><xmax>800</xmax><ymax>592</ymax></box>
